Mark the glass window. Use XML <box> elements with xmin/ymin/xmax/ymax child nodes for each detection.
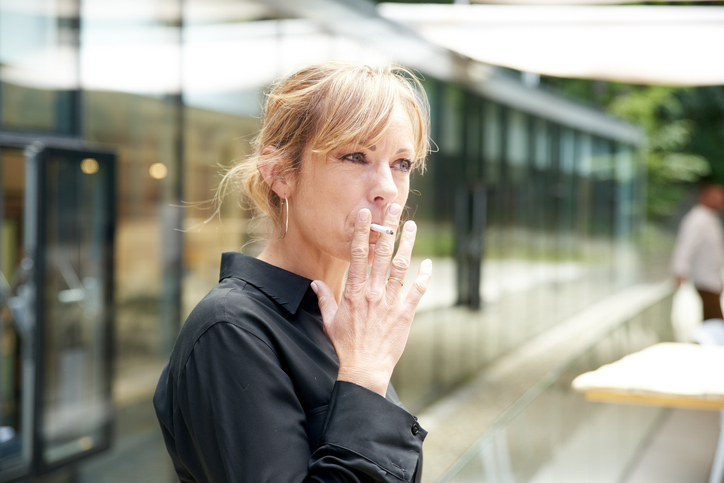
<box><xmin>0</xmin><ymin>0</ymin><xmax>79</xmax><ymax>133</ymax></box>
<box><xmin>440</xmin><ymin>85</ymin><xmax>464</xmax><ymax>157</ymax></box>
<box><xmin>578</xmin><ymin>133</ymin><xmax>593</xmax><ymax>178</ymax></box>
<box><xmin>533</xmin><ymin>118</ymin><xmax>550</xmax><ymax>171</ymax></box>
<box><xmin>36</xmin><ymin>147</ymin><xmax>114</xmax><ymax>469</ymax></box>
<box><xmin>483</xmin><ymin>101</ymin><xmax>501</xmax><ymax>183</ymax></box>
<box><xmin>0</xmin><ymin>147</ymin><xmax>28</xmax><ymax>479</ymax></box>
<box><xmin>506</xmin><ymin>109</ymin><xmax>527</xmax><ymax>169</ymax></box>
<box><xmin>80</xmin><ymin>0</ymin><xmax>184</xmax><ymax>429</ymax></box>
<box><xmin>181</xmin><ymin>1</ymin><xmax>283</xmax><ymax>316</ymax></box>
<box><xmin>465</xmin><ymin>94</ymin><xmax>482</xmax><ymax>180</ymax></box>
<box><xmin>576</xmin><ymin>133</ymin><xmax>594</xmax><ymax>273</ymax></box>
<box><xmin>80</xmin><ymin>0</ymin><xmax>182</xmax><ymax>96</ymax></box>
<box><xmin>411</xmin><ymin>77</ymin><xmax>455</xmax><ymax>259</ymax></box>
<box><xmin>614</xmin><ymin>144</ymin><xmax>636</xmax><ymax>242</ymax></box>
<box><xmin>613</xmin><ymin>144</ymin><xmax>639</xmax><ymax>287</ymax></box>
<box><xmin>559</xmin><ymin>128</ymin><xmax>576</xmax><ymax>174</ymax></box>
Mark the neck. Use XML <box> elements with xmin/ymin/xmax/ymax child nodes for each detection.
<box><xmin>258</xmin><ymin>235</ymin><xmax>348</xmax><ymax>302</ymax></box>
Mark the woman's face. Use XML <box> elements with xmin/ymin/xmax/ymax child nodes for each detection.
<box><xmin>287</xmin><ymin>107</ymin><xmax>416</xmax><ymax>263</ymax></box>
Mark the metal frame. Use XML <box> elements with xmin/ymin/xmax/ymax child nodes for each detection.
<box><xmin>29</xmin><ymin>144</ymin><xmax>115</xmax><ymax>476</ymax></box>
<box><xmin>0</xmin><ymin>137</ymin><xmax>115</xmax><ymax>481</ymax></box>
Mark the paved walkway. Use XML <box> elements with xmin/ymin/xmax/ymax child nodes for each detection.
<box><xmin>624</xmin><ymin>409</ymin><xmax>720</xmax><ymax>483</ymax></box>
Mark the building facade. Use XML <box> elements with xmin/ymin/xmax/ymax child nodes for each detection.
<box><xmin>0</xmin><ymin>0</ymin><xmax>643</xmax><ymax>481</ymax></box>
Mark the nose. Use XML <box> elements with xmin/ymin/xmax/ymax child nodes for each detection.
<box><xmin>368</xmin><ymin>163</ymin><xmax>398</xmax><ymax>205</ymax></box>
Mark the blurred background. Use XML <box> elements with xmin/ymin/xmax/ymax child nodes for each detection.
<box><xmin>0</xmin><ymin>0</ymin><xmax>722</xmax><ymax>481</ymax></box>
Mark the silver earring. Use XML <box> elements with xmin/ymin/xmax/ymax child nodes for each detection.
<box><xmin>280</xmin><ymin>196</ymin><xmax>289</xmax><ymax>238</ymax></box>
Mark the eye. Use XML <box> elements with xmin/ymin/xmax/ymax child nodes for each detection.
<box><xmin>341</xmin><ymin>152</ymin><xmax>367</xmax><ymax>164</ymax></box>
<box><xmin>393</xmin><ymin>158</ymin><xmax>412</xmax><ymax>172</ymax></box>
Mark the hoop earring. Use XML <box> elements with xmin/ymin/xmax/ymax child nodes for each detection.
<box><xmin>280</xmin><ymin>196</ymin><xmax>289</xmax><ymax>238</ymax></box>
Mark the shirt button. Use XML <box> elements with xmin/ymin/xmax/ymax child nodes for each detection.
<box><xmin>411</xmin><ymin>422</ymin><xmax>420</xmax><ymax>435</ymax></box>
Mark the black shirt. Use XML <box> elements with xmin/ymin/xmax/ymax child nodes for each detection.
<box><xmin>153</xmin><ymin>252</ymin><xmax>426</xmax><ymax>482</ymax></box>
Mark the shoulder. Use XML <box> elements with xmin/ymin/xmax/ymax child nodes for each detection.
<box><xmin>169</xmin><ymin>279</ymin><xmax>285</xmax><ymax>375</ymax></box>
<box><xmin>681</xmin><ymin>206</ymin><xmax>710</xmax><ymax>227</ymax></box>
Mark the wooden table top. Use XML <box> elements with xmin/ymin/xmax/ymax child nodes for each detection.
<box><xmin>572</xmin><ymin>343</ymin><xmax>724</xmax><ymax>411</ymax></box>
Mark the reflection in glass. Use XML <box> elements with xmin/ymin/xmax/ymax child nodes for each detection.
<box><xmin>0</xmin><ymin>0</ymin><xmax>79</xmax><ymax>133</ymax></box>
<box><xmin>41</xmin><ymin>152</ymin><xmax>112</xmax><ymax>465</ymax></box>
<box><xmin>80</xmin><ymin>0</ymin><xmax>180</xmax><ymax>96</ymax></box>
<box><xmin>0</xmin><ymin>147</ymin><xmax>27</xmax><ymax>476</ymax></box>
<box><xmin>444</xmin><ymin>306</ymin><xmax>672</xmax><ymax>483</ymax></box>
<box><xmin>483</xmin><ymin>102</ymin><xmax>501</xmax><ymax>184</ymax></box>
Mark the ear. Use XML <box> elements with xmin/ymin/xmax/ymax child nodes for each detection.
<box><xmin>258</xmin><ymin>146</ymin><xmax>290</xmax><ymax>199</ymax></box>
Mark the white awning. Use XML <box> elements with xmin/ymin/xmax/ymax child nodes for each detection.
<box><xmin>378</xmin><ymin>4</ymin><xmax>724</xmax><ymax>86</ymax></box>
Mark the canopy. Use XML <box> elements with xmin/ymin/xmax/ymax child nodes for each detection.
<box><xmin>378</xmin><ymin>4</ymin><xmax>724</xmax><ymax>86</ymax></box>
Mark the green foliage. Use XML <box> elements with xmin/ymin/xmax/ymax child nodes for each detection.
<box><xmin>607</xmin><ymin>86</ymin><xmax>711</xmax><ymax>219</ymax></box>
<box><xmin>542</xmin><ymin>78</ymin><xmax>722</xmax><ymax>221</ymax></box>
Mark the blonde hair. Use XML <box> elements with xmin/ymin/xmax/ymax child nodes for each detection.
<box><xmin>217</xmin><ymin>61</ymin><xmax>431</xmax><ymax>233</ymax></box>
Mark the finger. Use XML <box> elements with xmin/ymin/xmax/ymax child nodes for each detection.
<box><xmin>311</xmin><ymin>280</ymin><xmax>338</xmax><ymax>329</ymax></box>
<box><xmin>368</xmin><ymin>203</ymin><xmax>403</xmax><ymax>289</ymax></box>
<box><xmin>404</xmin><ymin>258</ymin><xmax>432</xmax><ymax>310</ymax></box>
<box><xmin>346</xmin><ymin>209</ymin><xmax>371</xmax><ymax>291</ymax></box>
<box><xmin>389</xmin><ymin>220</ymin><xmax>416</xmax><ymax>279</ymax></box>
<box><xmin>386</xmin><ymin>220</ymin><xmax>417</xmax><ymax>300</ymax></box>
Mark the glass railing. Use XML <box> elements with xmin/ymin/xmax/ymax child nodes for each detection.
<box><xmin>439</xmin><ymin>296</ymin><xmax>674</xmax><ymax>483</ymax></box>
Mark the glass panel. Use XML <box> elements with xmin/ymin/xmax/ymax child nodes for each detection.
<box><xmin>442</xmin><ymin>304</ymin><xmax>674</xmax><ymax>483</ymax></box>
<box><xmin>506</xmin><ymin>109</ymin><xmax>527</xmax><ymax>171</ymax></box>
<box><xmin>440</xmin><ymin>85</ymin><xmax>463</xmax><ymax>156</ymax></box>
<box><xmin>80</xmin><ymin>0</ymin><xmax>183</xmax><ymax>435</ymax></box>
<box><xmin>482</xmin><ymin>101</ymin><xmax>502</xmax><ymax>314</ymax></box>
<box><xmin>464</xmin><ymin>95</ymin><xmax>482</xmax><ymax>180</ymax></box>
<box><xmin>559</xmin><ymin>128</ymin><xmax>576</xmax><ymax>175</ymax></box>
<box><xmin>0</xmin><ymin>0</ymin><xmax>79</xmax><ymax>133</ymax></box>
<box><xmin>502</xmin><ymin>109</ymin><xmax>531</xmax><ymax>345</ymax></box>
<box><xmin>38</xmin><ymin>148</ymin><xmax>113</xmax><ymax>468</ymax></box>
<box><xmin>80</xmin><ymin>0</ymin><xmax>180</xmax><ymax>96</ymax></box>
<box><xmin>0</xmin><ymin>146</ymin><xmax>30</xmax><ymax>479</ymax></box>
<box><xmin>591</xmin><ymin>138</ymin><xmax>615</xmax><ymax>293</ymax></box>
<box><xmin>557</xmin><ymin>128</ymin><xmax>576</xmax><ymax>240</ymax></box>
<box><xmin>483</xmin><ymin>102</ymin><xmax>501</xmax><ymax>184</ymax></box>
<box><xmin>614</xmin><ymin>144</ymin><xmax>638</xmax><ymax>288</ymax></box>
<box><xmin>577</xmin><ymin>133</ymin><xmax>594</xmax><ymax>305</ymax></box>
<box><xmin>182</xmin><ymin>0</ymin><xmax>278</xmax><ymax>319</ymax></box>
<box><xmin>533</xmin><ymin>118</ymin><xmax>550</xmax><ymax>171</ymax></box>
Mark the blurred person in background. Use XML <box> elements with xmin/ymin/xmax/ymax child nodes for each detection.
<box><xmin>672</xmin><ymin>182</ymin><xmax>724</xmax><ymax>322</ymax></box>
<box><xmin>153</xmin><ymin>62</ymin><xmax>432</xmax><ymax>482</ymax></box>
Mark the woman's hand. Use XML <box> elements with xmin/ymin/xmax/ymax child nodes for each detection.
<box><xmin>311</xmin><ymin>204</ymin><xmax>432</xmax><ymax>396</ymax></box>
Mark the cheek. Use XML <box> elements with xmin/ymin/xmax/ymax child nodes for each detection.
<box><xmin>396</xmin><ymin>179</ymin><xmax>411</xmax><ymax>205</ymax></box>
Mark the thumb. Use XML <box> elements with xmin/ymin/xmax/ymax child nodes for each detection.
<box><xmin>311</xmin><ymin>280</ymin><xmax>338</xmax><ymax>329</ymax></box>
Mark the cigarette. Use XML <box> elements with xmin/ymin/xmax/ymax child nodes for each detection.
<box><xmin>370</xmin><ymin>223</ymin><xmax>394</xmax><ymax>235</ymax></box>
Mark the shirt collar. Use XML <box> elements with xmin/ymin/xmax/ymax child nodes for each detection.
<box><xmin>219</xmin><ymin>252</ymin><xmax>312</xmax><ymax>315</ymax></box>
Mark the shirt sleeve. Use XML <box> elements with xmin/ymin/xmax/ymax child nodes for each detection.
<box><xmin>174</xmin><ymin>322</ymin><xmax>426</xmax><ymax>483</ymax></box>
<box><xmin>671</xmin><ymin>212</ymin><xmax>701</xmax><ymax>278</ymax></box>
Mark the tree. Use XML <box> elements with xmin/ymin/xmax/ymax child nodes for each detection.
<box><xmin>541</xmin><ymin>78</ymin><xmax>720</xmax><ymax>221</ymax></box>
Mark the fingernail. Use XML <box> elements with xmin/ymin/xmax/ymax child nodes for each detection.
<box><xmin>310</xmin><ymin>282</ymin><xmax>318</xmax><ymax>294</ymax></box>
<box><xmin>389</xmin><ymin>203</ymin><xmax>401</xmax><ymax>215</ymax></box>
<box><xmin>423</xmin><ymin>259</ymin><xmax>432</xmax><ymax>270</ymax></box>
<box><xmin>405</xmin><ymin>220</ymin><xmax>416</xmax><ymax>232</ymax></box>
<box><xmin>359</xmin><ymin>209</ymin><xmax>370</xmax><ymax>221</ymax></box>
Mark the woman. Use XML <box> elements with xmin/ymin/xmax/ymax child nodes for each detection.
<box><xmin>154</xmin><ymin>61</ymin><xmax>432</xmax><ymax>482</ymax></box>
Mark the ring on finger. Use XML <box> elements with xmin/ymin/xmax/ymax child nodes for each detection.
<box><xmin>388</xmin><ymin>276</ymin><xmax>404</xmax><ymax>287</ymax></box>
